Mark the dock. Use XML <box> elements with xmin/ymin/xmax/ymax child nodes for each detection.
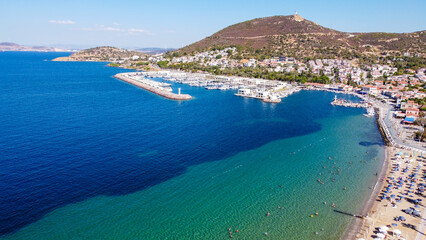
<box><xmin>114</xmin><ymin>73</ymin><xmax>192</xmax><ymax>100</ymax></box>
<box><xmin>331</xmin><ymin>95</ymin><xmax>370</xmax><ymax>108</ymax></box>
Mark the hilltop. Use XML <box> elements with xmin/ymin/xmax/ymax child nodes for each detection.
<box><xmin>0</xmin><ymin>42</ymin><xmax>68</xmax><ymax>52</ymax></box>
<box><xmin>52</xmin><ymin>46</ymin><xmax>148</xmax><ymax>62</ymax></box>
<box><xmin>176</xmin><ymin>15</ymin><xmax>425</xmax><ymax>59</ymax></box>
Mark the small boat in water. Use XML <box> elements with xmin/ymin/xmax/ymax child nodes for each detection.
<box><xmin>364</xmin><ymin>107</ymin><xmax>375</xmax><ymax>117</ymax></box>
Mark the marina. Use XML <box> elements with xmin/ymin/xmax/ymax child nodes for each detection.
<box><xmin>134</xmin><ymin>70</ymin><xmax>302</xmax><ymax>103</ymax></box>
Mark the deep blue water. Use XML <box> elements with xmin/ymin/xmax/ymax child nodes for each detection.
<box><xmin>0</xmin><ymin>52</ymin><xmax>375</xmax><ymax>236</ymax></box>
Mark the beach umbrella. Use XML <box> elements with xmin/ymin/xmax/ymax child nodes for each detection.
<box><xmin>391</xmin><ymin>223</ymin><xmax>397</xmax><ymax>227</ymax></box>
<box><xmin>399</xmin><ymin>216</ymin><xmax>406</xmax><ymax>221</ymax></box>
<box><xmin>393</xmin><ymin>229</ymin><xmax>402</xmax><ymax>235</ymax></box>
<box><xmin>379</xmin><ymin>226</ymin><xmax>389</xmax><ymax>232</ymax></box>
<box><xmin>391</xmin><ymin>195</ymin><xmax>396</xmax><ymax>198</ymax></box>
<box><xmin>376</xmin><ymin>233</ymin><xmax>386</xmax><ymax>238</ymax></box>
<box><xmin>415</xmin><ymin>205</ymin><xmax>420</xmax><ymax>208</ymax></box>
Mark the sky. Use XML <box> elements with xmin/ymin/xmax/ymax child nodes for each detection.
<box><xmin>1</xmin><ymin>0</ymin><xmax>425</xmax><ymax>49</ymax></box>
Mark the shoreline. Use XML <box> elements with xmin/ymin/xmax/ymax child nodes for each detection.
<box><xmin>341</xmin><ymin>145</ymin><xmax>390</xmax><ymax>240</ymax></box>
<box><xmin>340</xmin><ymin>97</ymin><xmax>392</xmax><ymax>239</ymax></box>
<box><xmin>114</xmin><ymin>73</ymin><xmax>192</xmax><ymax>101</ymax></box>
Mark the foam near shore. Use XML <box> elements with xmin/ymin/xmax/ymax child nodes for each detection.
<box><xmin>114</xmin><ymin>73</ymin><xmax>192</xmax><ymax>100</ymax></box>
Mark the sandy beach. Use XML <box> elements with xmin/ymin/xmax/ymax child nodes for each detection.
<box><xmin>354</xmin><ymin>145</ymin><xmax>426</xmax><ymax>240</ymax></box>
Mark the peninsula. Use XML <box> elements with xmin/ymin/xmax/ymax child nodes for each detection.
<box><xmin>52</xmin><ymin>46</ymin><xmax>148</xmax><ymax>63</ymax></box>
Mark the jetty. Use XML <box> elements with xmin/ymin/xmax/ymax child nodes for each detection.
<box><xmin>331</xmin><ymin>95</ymin><xmax>370</xmax><ymax>108</ymax></box>
<box><xmin>114</xmin><ymin>73</ymin><xmax>192</xmax><ymax>100</ymax></box>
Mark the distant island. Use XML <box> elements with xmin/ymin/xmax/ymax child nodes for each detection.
<box><xmin>0</xmin><ymin>42</ymin><xmax>70</xmax><ymax>52</ymax></box>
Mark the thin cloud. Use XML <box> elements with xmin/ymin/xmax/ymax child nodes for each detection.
<box><xmin>128</xmin><ymin>28</ymin><xmax>154</xmax><ymax>35</ymax></box>
<box><xmin>49</xmin><ymin>20</ymin><xmax>75</xmax><ymax>24</ymax></box>
<box><xmin>99</xmin><ymin>25</ymin><xmax>121</xmax><ymax>32</ymax></box>
<box><xmin>128</xmin><ymin>28</ymin><xmax>150</xmax><ymax>34</ymax></box>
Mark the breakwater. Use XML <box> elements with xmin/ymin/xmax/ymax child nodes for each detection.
<box><xmin>114</xmin><ymin>73</ymin><xmax>192</xmax><ymax>100</ymax></box>
<box><xmin>375</xmin><ymin>108</ymin><xmax>391</xmax><ymax>146</ymax></box>
<box><xmin>331</xmin><ymin>98</ymin><xmax>369</xmax><ymax>108</ymax></box>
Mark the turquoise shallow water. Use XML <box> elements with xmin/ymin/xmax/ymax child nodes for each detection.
<box><xmin>0</xmin><ymin>52</ymin><xmax>384</xmax><ymax>239</ymax></box>
<box><xmin>2</xmin><ymin>113</ymin><xmax>383</xmax><ymax>240</ymax></box>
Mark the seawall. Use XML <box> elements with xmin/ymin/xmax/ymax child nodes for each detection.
<box><xmin>114</xmin><ymin>73</ymin><xmax>192</xmax><ymax>100</ymax></box>
<box><xmin>375</xmin><ymin>107</ymin><xmax>391</xmax><ymax>146</ymax></box>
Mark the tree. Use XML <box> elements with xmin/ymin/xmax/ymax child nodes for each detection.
<box><xmin>157</xmin><ymin>60</ymin><xmax>169</xmax><ymax>68</ymax></box>
<box><xmin>216</xmin><ymin>55</ymin><xmax>222</xmax><ymax>59</ymax></box>
<box><xmin>414</xmin><ymin>127</ymin><xmax>426</xmax><ymax>142</ymax></box>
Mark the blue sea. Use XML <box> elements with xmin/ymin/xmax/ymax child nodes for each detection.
<box><xmin>0</xmin><ymin>52</ymin><xmax>384</xmax><ymax>239</ymax></box>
